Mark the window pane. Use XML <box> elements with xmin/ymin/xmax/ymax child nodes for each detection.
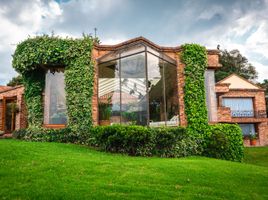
<box><xmin>121</xmin><ymin>53</ymin><xmax>147</xmax><ymax>125</ymax></box>
<box><xmin>98</xmin><ymin>60</ymin><xmax>120</xmax><ymax>125</ymax></box>
<box><xmin>238</xmin><ymin>124</ymin><xmax>256</xmax><ymax>136</ymax></box>
<box><xmin>98</xmin><ymin>44</ymin><xmax>145</xmax><ymax>64</ymax></box>
<box><xmin>163</xmin><ymin>60</ymin><xmax>179</xmax><ymax>126</ymax></box>
<box><xmin>222</xmin><ymin>98</ymin><xmax>254</xmax><ymax>117</ymax></box>
<box><xmin>147</xmin><ymin>46</ymin><xmax>176</xmax><ymax>65</ymax></box>
<box><xmin>148</xmin><ymin>54</ymin><xmax>166</xmax><ymax>127</ymax></box>
<box><xmin>44</xmin><ymin>69</ymin><xmax>67</xmax><ymax>124</ymax></box>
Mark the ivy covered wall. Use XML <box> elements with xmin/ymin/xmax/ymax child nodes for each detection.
<box><xmin>13</xmin><ymin>37</ymin><xmax>210</xmax><ymax>134</ymax></box>
<box><xmin>181</xmin><ymin>44</ymin><xmax>209</xmax><ymax>133</ymax></box>
<box><xmin>12</xmin><ymin>35</ymin><xmax>95</xmax><ymax>132</ymax></box>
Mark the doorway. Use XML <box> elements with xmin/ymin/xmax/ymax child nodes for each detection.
<box><xmin>2</xmin><ymin>97</ymin><xmax>17</xmax><ymax>133</ymax></box>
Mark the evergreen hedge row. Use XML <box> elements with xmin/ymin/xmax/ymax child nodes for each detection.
<box><xmin>13</xmin><ymin>124</ymin><xmax>243</xmax><ymax>161</ymax></box>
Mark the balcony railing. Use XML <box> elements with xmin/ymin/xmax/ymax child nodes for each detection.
<box><xmin>231</xmin><ymin>110</ymin><xmax>267</xmax><ymax>118</ymax></box>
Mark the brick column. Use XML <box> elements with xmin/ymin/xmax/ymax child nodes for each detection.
<box><xmin>176</xmin><ymin>53</ymin><xmax>187</xmax><ymax>127</ymax></box>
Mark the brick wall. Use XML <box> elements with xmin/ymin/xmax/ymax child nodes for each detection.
<box><xmin>0</xmin><ymin>86</ymin><xmax>27</xmax><ymax>131</ymax></box>
<box><xmin>217</xmin><ymin>89</ymin><xmax>268</xmax><ymax>146</ymax></box>
<box><xmin>92</xmin><ymin>44</ymin><xmax>220</xmax><ymax>127</ymax></box>
<box><xmin>215</xmin><ymin>83</ymin><xmax>230</xmax><ymax>93</ymax></box>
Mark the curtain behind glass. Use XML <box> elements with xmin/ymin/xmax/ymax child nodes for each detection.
<box><xmin>238</xmin><ymin>124</ymin><xmax>256</xmax><ymax>136</ymax></box>
<box><xmin>44</xmin><ymin>69</ymin><xmax>67</xmax><ymax>124</ymax></box>
<box><xmin>222</xmin><ymin>98</ymin><xmax>254</xmax><ymax>117</ymax></box>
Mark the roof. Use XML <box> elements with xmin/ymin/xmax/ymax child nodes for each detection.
<box><xmin>94</xmin><ymin>36</ymin><xmax>219</xmax><ymax>55</ymax></box>
<box><xmin>0</xmin><ymin>86</ymin><xmax>12</xmax><ymax>92</ymax></box>
<box><xmin>0</xmin><ymin>85</ymin><xmax>24</xmax><ymax>94</ymax></box>
<box><xmin>216</xmin><ymin>74</ymin><xmax>262</xmax><ymax>90</ymax></box>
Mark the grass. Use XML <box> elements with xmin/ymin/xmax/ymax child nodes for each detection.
<box><xmin>244</xmin><ymin>147</ymin><xmax>268</xmax><ymax>167</ymax></box>
<box><xmin>0</xmin><ymin>139</ymin><xmax>268</xmax><ymax>200</ymax></box>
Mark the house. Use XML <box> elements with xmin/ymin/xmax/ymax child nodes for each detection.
<box><xmin>215</xmin><ymin>74</ymin><xmax>268</xmax><ymax>146</ymax></box>
<box><xmin>1</xmin><ymin>37</ymin><xmax>267</xmax><ymax>145</ymax></box>
<box><xmin>0</xmin><ymin>85</ymin><xmax>27</xmax><ymax>133</ymax></box>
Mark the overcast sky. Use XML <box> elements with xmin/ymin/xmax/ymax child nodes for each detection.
<box><xmin>0</xmin><ymin>0</ymin><xmax>268</xmax><ymax>85</ymax></box>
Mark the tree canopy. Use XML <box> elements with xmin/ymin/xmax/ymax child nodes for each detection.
<box><xmin>215</xmin><ymin>49</ymin><xmax>258</xmax><ymax>82</ymax></box>
<box><xmin>7</xmin><ymin>75</ymin><xmax>23</xmax><ymax>86</ymax></box>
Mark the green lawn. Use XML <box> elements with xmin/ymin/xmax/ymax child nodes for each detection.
<box><xmin>0</xmin><ymin>140</ymin><xmax>268</xmax><ymax>200</ymax></box>
<box><xmin>244</xmin><ymin>146</ymin><xmax>268</xmax><ymax>167</ymax></box>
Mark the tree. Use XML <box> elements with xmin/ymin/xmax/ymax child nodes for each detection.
<box><xmin>215</xmin><ymin>49</ymin><xmax>258</xmax><ymax>82</ymax></box>
<box><xmin>7</xmin><ymin>75</ymin><xmax>23</xmax><ymax>86</ymax></box>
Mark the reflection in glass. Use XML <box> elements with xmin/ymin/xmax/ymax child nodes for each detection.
<box><xmin>98</xmin><ymin>60</ymin><xmax>120</xmax><ymax>125</ymax></box>
<box><xmin>164</xmin><ymin>60</ymin><xmax>178</xmax><ymax>125</ymax></box>
<box><xmin>98</xmin><ymin>44</ymin><xmax>179</xmax><ymax>126</ymax></box>
<box><xmin>44</xmin><ymin>69</ymin><xmax>67</xmax><ymax>124</ymax></box>
<box><xmin>147</xmin><ymin>54</ymin><xmax>165</xmax><ymax>126</ymax></box>
<box><xmin>121</xmin><ymin>53</ymin><xmax>147</xmax><ymax>125</ymax></box>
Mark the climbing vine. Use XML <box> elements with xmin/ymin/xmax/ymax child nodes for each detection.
<box><xmin>12</xmin><ymin>35</ymin><xmax>95</xmax><ymax>132</ymax></box>
<box><xmin>181</xmin><ymin>44</ymin><xmax>209</xmax><ymax>133</ymax></box>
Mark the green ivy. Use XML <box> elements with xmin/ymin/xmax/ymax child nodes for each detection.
<box><xmin>181</xmin><ymin>44</ymin><xmax>209</xmax><ymax>133</ymax></box>
<box><xmin>22</xmin><ymin>69</ymin><xmax>45</xmax><ymax>128</ymax></box>
<box><xmin>12</xmin><ymin>35</ymin><xmax>95</xmax><ymax>132</ymax></box>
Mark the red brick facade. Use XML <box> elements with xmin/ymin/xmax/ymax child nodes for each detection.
<box><xmin>93</xmin><ymin>37</ymin><xmax>221</xmax><ymax>127</ymax></box>
<box><xmin>0</xmin><ymin>86</ymin><xmax>27</xmax><ymax>132</ymax></box>
<box><xmin>216</xmin><ymin>76</ymin><xmax>268</xmax><ymax>146</ymax></box>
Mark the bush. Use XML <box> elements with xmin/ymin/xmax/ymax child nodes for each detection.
<box><xmin>12</xmin><ymin>124</ymin><xmax>243</xmax><ymax>161</ymax></box>
<box><xmin>13</xmin><ymin>129</ymin><xmax>27</xmax><ymax>139</ymax></box>
<box><xmin>91</xmin><ymin>125</ymin><xmax>202</xmax><ymax>157</ymax></box>
<box><xmin>152</xmin><ymin>127</ymin><xmax>202</xmax><ymax>157</ymax></box>
<box><xmin>92</xmin><ymin>125</ymin><xmax>154</xmax><ymax>156</ymax></box>
<box><xmin>203</xmin><ymin>124</ymin><xmax>244</xmax><ymax>162</ymax></box>
<box><xmin>13</xmin><ymin>127</ymin><xmax>76</xmax><ymax>143</ymax></box>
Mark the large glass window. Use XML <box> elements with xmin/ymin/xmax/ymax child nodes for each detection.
<box><xmin>98</xmin><ymin>44</ymin><xmax>178</xmax><ymax>126</ymax></box>
<box><xmin>222</xmin><ymin>98</ymin><xmax>254</xmax><ymax>117</ymax></box>
<box><xmin>44</xmin><ymin>69</ymin><xmax>67</xmax><ymax>124</ymax></box>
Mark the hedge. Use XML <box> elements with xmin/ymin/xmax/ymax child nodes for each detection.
<box><xmin>13</xmin><ymin>124</ymin><xmax>243</xmax><ymax>161</ymax></box>
<box><xmin>203</xmin><ymin>124</ymin><xmax>244</xmax><ymax>162</ymax></box>
<box><xmin>13</xmin><ymin>125</ymin><xmax>202</xmax><ymax>158</ymax></box>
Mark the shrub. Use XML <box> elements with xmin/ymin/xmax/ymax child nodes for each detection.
<box><xmin>93</xmin><ymin>125</ymin><xmax>154</xmax><ymax>156</ymax></box>
<box><xmin>152</xmin><ymin>127</ymin><xmax>202</xmax><ymax>157</ymax></box>
<box><xmin>203</xmin><ymin>124</ymin><xmax>244</xmax><ymax>162</ymax></box>
<box><xmin>13</xmin><ymin>129</ymin><xmax>27</xmax><ymax>139</ymax></box>
<box><xmin>13</xmin><ymin>127</ymin><xmax>75</xmax><ymax>143</ymax></box>
<box><xmin>12</xmin><ymin>123</ymin><xmax>243</xmax><ymax>161</ymax></box>
<box><xmin>91</xmin><ymin>125</ymin><xmax>202</xmax><ymax>157</ymax></box>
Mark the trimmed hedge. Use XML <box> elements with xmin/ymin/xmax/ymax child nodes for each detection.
<box><xmin>13</xmin><ymin>124</ymin><xmax>243</xmax><ymax>161</ymax></box>
<box><xmin>13</xmin><ymin>125</ymin><xmax>202</xmax><ymax>158</ymax></box>
<box><xmin>203</xmin><ymin>124</ymin><xmax>244</xmax><ymax>162</ymax></box>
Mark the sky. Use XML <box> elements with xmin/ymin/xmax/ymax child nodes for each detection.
<box><xmin>0</xmin><ymin>0</ymin><xmax>268</xmax><ymax>85</ymax></box>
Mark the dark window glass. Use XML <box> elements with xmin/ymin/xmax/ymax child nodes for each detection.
<box><xmin>164</xmin><ymin>60</ymin><xmax>179</xmax><ymax>125</ymax></box>
<box><xmin>147</xmin><ymin>54</ymin><xmax>165</xmax><ymax>126</ymax></box>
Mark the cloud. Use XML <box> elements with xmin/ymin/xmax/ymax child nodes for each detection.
<box><xmin>0</xmin><ymin>0</ymin><xmax>268</xmax><ymax>84</ymax></box>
